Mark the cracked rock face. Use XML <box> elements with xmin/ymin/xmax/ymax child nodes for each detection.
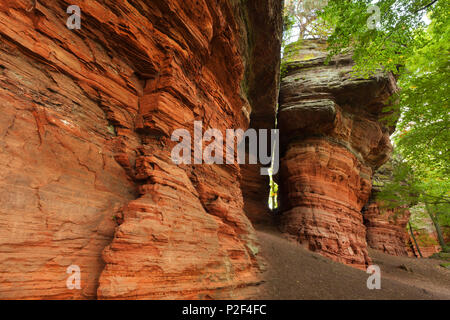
<box><xmin>0</xmin><ymin>0</ymin><xmax>281</xmax><ymax>299</ymax></box>
<box><xmin>278</xmin><ymin>40</ymin><xmax>398</xmax><ymax>269</ymax></box>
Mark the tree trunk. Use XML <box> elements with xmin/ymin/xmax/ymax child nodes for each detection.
<box><xmin>408</xmin><ymin>222</ymin><xmax>423</xmax><ymax>258</ymax></box>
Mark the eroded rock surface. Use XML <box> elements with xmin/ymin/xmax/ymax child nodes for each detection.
<box><xmin>363</xmin><ymin>163</ymin><xmax>413</xmax><ymax>257</ymax></box>
<box><xmin>278</xmin><ymin>40</ymin><xmax>398</xmax><ymax>268</ymax></box>
<box><xmin>363</xmin><ymin>201</ymin><xmax>412</xmax><ymax>257</ymax></box>
<box><xmin>0</xmin><ymin>0</ymin><xmax>281</xmax><ymax>299</ymax></box>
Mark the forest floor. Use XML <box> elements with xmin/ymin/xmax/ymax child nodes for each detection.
<box><xmin>256</xmin><ymin>225</ymin><xmax>450</xmax><ymax>300</ymax></box>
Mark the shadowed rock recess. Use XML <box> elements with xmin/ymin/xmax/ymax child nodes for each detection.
<box><xmin>0</xmin><ymin>0</ymin><xmax>282</xmax><ymax>299</ymax></box>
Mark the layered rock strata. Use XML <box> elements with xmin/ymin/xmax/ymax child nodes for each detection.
<box><xmin>0</xmin><ymin>0</ymin><xmax>281</xmax><ymax>299</ymax></box>
<box><xmin>363</xmin><ymin>163</ymin><xmax>412</xmax><ymax>256</ymax></box>
<box><xmin>363</xmin><ymin>201</ymin><xmax>412</xmax><ymax>257</ymax></box>
<box><xmin>278</xmin><ymin>40</ymin><xmax>398</xmax><ymax>268</ymax></box>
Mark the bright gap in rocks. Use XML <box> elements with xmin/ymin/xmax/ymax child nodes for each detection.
<box><xmin>268</xmin><ymin>171</ymin><xmax>278</xmax><ymax>210</ymax></box>
<box><xmin>266</xmin><ymin>111</ymin><xmax>279</xmax><ymax>211</ymax></box>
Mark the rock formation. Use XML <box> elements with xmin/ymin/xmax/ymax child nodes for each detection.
<box><xmin>410</xmin><ymin>220</ymin><xmax>443</xmax><ymax>258</ymax></box>
<box><xmin>278</xmin><ymin>40</ymin><xmax>398</xmax><ymax>269</ymax></box>
<box><xmin>362</xmin><ymin>162</ymin><xmax>413</xmax><ymax>257</ymax></box>
<box><xmin>0</xmin><ymin>0</ymin><xmax>282</xmax><ymax>299</ymax></box>
<box><xmin>363</xmin><ymin>200</ymin><xmax>412</xmax><ymax>257</ymax></box>
<box><xmin>411</xmin><ymin>232</ymin><xmax>442</xmax><ymax>258</ymax></box>
<box><xmin>0</xmin><ymin>0</ymin><xmax>424</xmax><ymax>299</ymax></box>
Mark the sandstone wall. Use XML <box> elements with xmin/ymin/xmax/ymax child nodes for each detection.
<box><xmin>362</xmin><ymin>163</ymin><xmax>413</xmax><ymax>257</ymax></box>
<box><xmin>0</xmin><ymin>0</ymin><xmax>281</xmax><ymax>299</ymax></box>
<box><xmin>411</xmin><ymin>226</ymin><xmax>442</xmax><ymax>258</ymax></box>
<box><xmin>363</xmin><ymin>200</ymin><xmax>412</xmax><ymax>256</ymax></box>
<box><xmin>278</xmin><ymin>40</ymin><xmax>398</xmax><ymax>268</ymax></box>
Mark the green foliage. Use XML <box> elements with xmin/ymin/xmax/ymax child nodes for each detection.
<box><xmin>281</xmin><ymin>0</ymin><xmax>333</xmax><ymax>75</ymax></box>
<box><xmin>394</xmin><ymin>14</ymin><xmax>450</xmax><ymax>177</ymax></box>
<box><xmin>284</xmin><ymin>0</ymin><xmax>333</xmax><ymax>40</ymax></box>
<box><xmin>281</xmin><ymin>39</ymin><xmax>304</xmax><ymax>77</ymax></box>
<box><xmin>378</xmin><ymin>158</ymin><xmax>449</xmax><ymax>207</ymax></box>
<box><xmin>376</xmin><ymin>155</ymin><xmax>449</xmax><ymax>248</ymax></box>
<box><xmin>416</xmin><ymin>231</ymin><xmax>439</xmax><ymax>246</ymax></box>
<box><xmin>321</xmin><ymin>1</ymin><xmax>442</xmax><ymax>75</ymax></box>
<box><xmin>281</xmin><ymin>1</ymin><xmax>449</xmax><ymax>246</ymax></box>
<box><xmin>283</xmin><ymin>4</ymin><xmax>296</xmax><ymax>39</ymax></box>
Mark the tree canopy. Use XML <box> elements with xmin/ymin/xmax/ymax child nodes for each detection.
<box><xmin>321</xmin><ymin>0</ymin><xmax>449</xmax><ymax>249</ymax></box>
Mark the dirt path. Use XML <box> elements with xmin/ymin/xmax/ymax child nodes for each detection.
<box><xmin>256</xmin><ymin>226</ymin><xmax>450</xmax><ymax>300</ymax></box>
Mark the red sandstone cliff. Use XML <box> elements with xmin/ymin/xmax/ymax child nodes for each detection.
<box><xmin>362</xmin><ymin>163</ymin><xmax>413</xmax><ymax>257</ymax></box>
<box><xmin>363</xmin><ymin>202</ymin><xmax>412</xmax><ymax>257</ymax></box>
<box><xmin>278</xmin><ymin>40</ymin><xmax>398</xmax><ymax>269</ymax></box>
<box><xmin>0</xmin><ymin>1</ymin><xmax>426</xmax><ymax>300</ymax></box>
<box><xmin>0</xmin><ymin>0</ymin><xmax>282</xmax><ymax>299</ymax></box>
